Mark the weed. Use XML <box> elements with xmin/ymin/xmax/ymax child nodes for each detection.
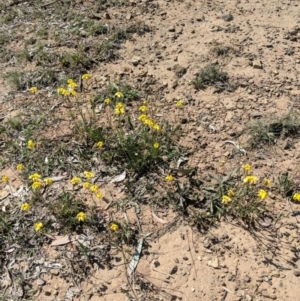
<box><xmin>192</xmin><ymin>64</ymin><xmax>228</xmax><ymax>89</ymax></box>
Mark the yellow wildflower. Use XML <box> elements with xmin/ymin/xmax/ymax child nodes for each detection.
<box><xmin>165</xmin><ymin>175</ymin><xmax>173</xmax><ymax>182</ymax></box>
<box><xmin>243</xmin><ymin>164</ymin><xmax>252</xmax><ymax>172</ymax></box>
<box><xmin>70</xmin><ymin>90</ymin><xmax>77</xmax><ymax>97</ymax></box>
<box><xmin>32</xmin><ymin>181</ymin><xmax>42</xmax><ymax>190</ymax></box>
<box><xmin>27</xmin><ymin>140</ymin><xmax>35</xmax><ymax>150</ymax></box>
<box><xmin>263</xmin><ymin>179</ymin><xmax>271</xmax><ymax>187</ymax></box>
<box><xmin>115</xmin><ymin>102</ymin><xmax>125</xmax><ymax>115</ymax></box>
<box><xmin>90</xmin><ymin>184</ymin><xmax>99</xmax><ymax>193</ymax></box>
<box><xmin>96</xmin><ymin>191</ymin><xmax>103</xmax><ymax>198</ymax></box>
<box><xmin>258</xmin><ymin>189</ymin><xmax>267</xmax><ymax>200</ymax></box>
<box><xmin>228</xmin><ymin>189</ymin><xmax>235</xmax><ymax>197</ymax></box>
<box><xmin>34</xmin><ymin>222</ymin><xmax>43</xmax><ymax>232</ymax></box>
<box><xmin>104</xmin><ymin>98</ymin><xmax>111</xmax><ymax>105</ymax></box>
<box><xmin>76</xmin><ymin>212</ymin><xmax>86</xmax><ymax>222</ymax></box>
<box><xmin>153</xmin><ymin>123</ymin><xmax>161</xmax><ymax>131</ymax></box>
<box><xmin>96</xmin><ymin>141</ymin><xmax>104</xmax><ymax>148</ymax></box>
<box><xmin>142</xmin><ymin>100</ymin><xmax>148</xmax><ymax>105</ymax></box>
<box><xmin>139</xmin><ymin>105</ymin><xmax>147</xmax><ymax>113</ymax></box>
<box><xmin>222</xmin><ymin>195</ymin><xmax>232</xmax><ymax>204</ymax></box>
<box><xmin>2</xmin><ymin>175</ymin><xmax>9</xmax><ymax>183</ymax></box>
<box><xmin>110</xmin><ymin>223</ymin><xmax>119</xmax><ymax>231</ymax></box>
<box><xmin>16</xmin><ymin>164</ymin><xmax>24</xmax><ymax>171</ymax></box>
<box><xmin>67</xmin><ymin>79</ymin><xmax>77</xmax><ymax>89</ymax></box>
<box><xmin>44</xmin><ymin>178</ymin><xmax>53</xmax><ymax>186</ymax></box>
<box><xmin>293</xmin><ymin>193</ymin><xmax>300</xmax><ymax>202</ymax></box>
<box><xmin>57</xmin><ymin>87</ymin><xmax>65</xmax><ymax>94</ymax></box>
<box><xmin>84</xmin><ymin>171</ymin><xmax>95</xmax><ymax>179</ymax></box>
<box><xmin>21</xmin><ymin>203</ymin><xmax>31</xmax><ymax>211</ymax></box>
<box><xmin>29</xmin><ymin>173</ymin><xmax>41</xmax><ymax>182</ymax></box>
<box><xmin>243</xmin><ymin>175</ymin><xmax>258</xmax><ymax>184</ymax></box>
<box><xmin>138</xmin><ymin>114</ymin><xmax>147</xmax><ymax>122</ymax></box>
<box><xmin>29</xmin><ymin>87</ymin><xmax>38</xmax><ymax>94</ymax></box>
<box><xmin>115</xmin><ymin>91</ymin><xmax>124</xmax><ymax>98</ymax></box>
<box><xmin>82</xmin><ymin>73</ymin><xmax>91</xmax><ymax>80</ymax></box>
<box><xmin>153</xmin><ymin>142</ymin><xmax>160</xmax><ymax>149</ymax></box>
<box><xmin>70</xmin><ymin>177</ymin><xmax>81</xmax><ymax>185</ymax></box>
<box><xmin>83</xmin><ymin>182</ymin><xmax>91</xmax><ymax>189</ymax></box>
<box><xmin>176</xmin><ymin>100</ymin><xmax>183</xmax><ymax>107</ymax></box>
<box><xmin>144</xmin><ymin>118</ymin><xmax>154</xmax><ymax>127</ymax></box>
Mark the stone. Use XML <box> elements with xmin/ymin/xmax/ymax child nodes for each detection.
<box><xmin>207</xmin><ymin>257</ymin><xmax>219</xmax><ymax>268</ymax></box>
<box><xmin>131</xmin><ymin>56</ymin><xmax>141</xmax><ymax>66</ymax></box>
<box><xmin>222</xmin><ymin>13</ymin><xmax>233</xmax><ymax>21</ymax></box>
<box><xmin>253</xmin><ymin>60</ymin><xmax>263</xmax><ymax>69</ymax></box>
<box><xmin>50</xmin><ymin>269</ymin><xmax>59</xmax><ymax>276</ymax></box>
<box><xmin>294</xmin><ymin>270</ymin><xmax>300</xmax><ymax>277</ymax></box>
<box><xmin>168</xmin><ymin>26</ymin><xmax>176</xmax><ymax>32</ymax></box>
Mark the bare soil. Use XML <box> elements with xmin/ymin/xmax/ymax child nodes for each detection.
<box><xmin>1</xmin><ymin>0</ymin><xmax>300</xmax><ymax>300</ymax></box>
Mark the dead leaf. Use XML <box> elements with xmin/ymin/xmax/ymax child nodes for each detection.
<box><xmin>152</xmin><ymin>212</ymin><xmax>169</xmax><ymax>224</ymax></box>
<box><xmin>50</xmin><ymin>235</ymin><xmax>79</xmax><ymax>246</ymax></box>
<box><xmin>110</xmin><ymin>171</ymin><xmax>126</xmax><ymax>183</ymax></box>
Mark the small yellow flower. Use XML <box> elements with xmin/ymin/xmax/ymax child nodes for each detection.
<box><xmin>115</xmin><ymin>102</ymin><xmax>125</xmax><ymax>115</ymax></box>
<box><xmin>57</xmin><ymin>87</ymin><xmax>64</xmax><ymax>94</ymax></box>
<box><xmin>27</xmin><ymin>140</ymin><xmax>35</xmax><ymax>150</ymax></box>
<box><xmin>34</xmin><ymin>222</ymin><xmax>43</xmax><ymax>232</ymax></box>
<box><xmin>138</xmin><ymin>114</ymin><xmax>147</xmax><ymax>122</ymax></box>
<box><xmin>222</xmin><ymin>195</ymin><xmax>232</xmax><ymax>204</ymax></box>
<box><xmin>258</xmin><ymin>189</ymin><xmax>268</xmax><ymax>200</ymax></box>
<box><xmin>139</xmin><ymin>105</ymin><xmax>147</xmax><ymax>113</ymax></box>
<box><xmin>16</xmin><ymin>164</ymin><xmax>24</xmax><ymax>171</ymax></box>
<box><xmin>115</xmin><ymin>91</ymin><xmax>124</xmax><ymax>98</ymax></box>
<box><xmin>2</xmin><ymin>175</ymin><xmax>9</xmax><ymax>183</ymax></box>
<box><xmin>243</xmin><ymin>175</ymin><xmax>258</xmax><ymax>184</ymax></box>
<box><xmin>21</xmin><ymin>203</ymin><xmax>31</xmax><ymax>211</ymax></box>
<box><xmin>153</xmin><ymin>123</ymin><xmax>161</xmax><ymax>131</ymax></box>
<box><xmin>110</xmin><ymin>223</ymin><xmax>119</xmax><ymax>231</ymax></box>
<box><xmin>176</xmin><ymin>100</ymin><xmax>183</xmax><ymax>107</ymax></box>
<box><xmin>165</xmin><ymin>175</ymin><xmax>173</xmax><ymax>182</ymax></box>
<box><xmin>83</xmin><ymin>182</ymin><xmax>91</xmax><ymax>189</ymax></box>
<box><xmin>228</xmin><ymin>189</ymin><xmax>235</xmax><ymax>197</ymax></box>
<box><xmin>29</xmin><ymin>173</ymin><xmax>41</xmax><ymax>182</ymax></box>
<box><xmin>76</xmin><ymin>212</ymin><xmax>86</xmax><ymax>222</ymax></box>
<box><xmin>142</xmin><ymin>100</ymin><xmax>148</xmax><ymax>105</ymax></box>
<box><xmin>153</xmin><ymin>142</ymin><xmax>160</xmax><ymax>149</ymax></box>
<box><xmin>243</xmin><ymin>164</ymin><xmax>252</xmax><ymax>172</ymax></box>
<box><xmin>96</xmin><ymin>191</ymin><xmax>103</xmax><ymax>198</ymax></box>
<box><xmin>90</xmin><ymin>184</ymin><xmax>99</xmax><ymax>193</ymax></box>
<box><xmin>82</xmin><ymin>73</ymin><xmax>91</xmax><ymax>80</ymax></box>
<box><xmin>263</xmin><ymin>179</ymin><xmax>271</xmax><ymax>186</ymax></box>
<box><xmin>29</xmin><ymin>87</ymin><xmax>38</xmax><ymax>94</ymax></box>
<box><xmin>293</xmin><ymin>193</ymin><xmax>300</xmax><ymax>202</ymax></box>
<box><xmin>104</xmin><ymin>98</ymin><xmax>111</xmax><ymax>105</ymax></box>
<box><xmin>70</xmin><ymin>177</ymin><xmax>81</xmax><ymax>185</ymax></box>
<box><xmin>32</xmin><ymin>181</ymin><xmax>43</xmax><ymax>190</ymax></box>
<box><xmin>70</xmin><ymin>90</ymin><xmax>77</xmax><ymax>97</ymax></box>
<box><xmin>96</xmin><ymin>141</ymin><xmax>104</xmax><ymax>148</ymax></box>
<box><xmin>84</xmin><ymin>171</ymin><xmax>95</xmax><ymax>179</ymax></box>
<box><xmin>44</xmin><ymin>178</ymin><xmax>53</xmax><ymax>186</ymax></box>
<box><xmin>67</xmin><ymin>79</ymin><xmax>77</xmax><ymax>89</ymax></box>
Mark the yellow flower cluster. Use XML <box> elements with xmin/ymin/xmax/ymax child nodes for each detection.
<box><xmin>115</xmin><ymin>102</ymin><xmax>125</xmax><ymax>115</ymax></box>
<box><xmin>176</xmin><ymin>100</ymin><xmax>183</xmax><ymax>107</ymax></box>
<box><xmin>115</xmin><ymin>91</ymin><xmax>124</xmax><ymax>98</ymax></box>
<box><xmin>96</xmin><ymin>141</ymin><xmax>104</xmax><ymax>148</ymax></box>
<box><xmin>138</xmin><ymin>114</ymin><xmax>161</xmax><ymax>131</ymax></box>
<box><xmin>293</xmin><ymin>193</ymin><xmax>300</xmax><ymax>202</ymax></box>
<box><xmin>222</xmin><ymin>195</ymin><xmax>232</xmax><ymax>204</ymax></box>
<box><xmin>34</xmin><ymin>222</ymin><xmax>43</xmax><ymax>232</ymax></box>
<box><xmin>2</xmin><ymin>175</ymin><xmax>9</xmax><ymax>183</ymax></box>
<box><xmin>57</xmin><ymin>78</ymin><xmax>78</xmax><ymax>97</ymax></box>
<box><xmin>71</xmin><ymin>174</ymin><xmax>103</xmax><ymax>198</ymax></box>
<box><xmin>16</xmin><ymin>163</ymin><xmax>24</xmax><ymax>171</ymax></box>
<box><xmin>21</xmin><ymin>203</ymin><xmax>31</xmax><ymax>211</ymax></box>
<box><xmin>104</xmin><ymin>98</ymin><xmax>111</xmax><ymax>105</ymax></box>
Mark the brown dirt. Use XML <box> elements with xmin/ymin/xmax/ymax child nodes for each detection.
<box><xmin>2</xmin><ymin>0</ymin><xmax>300</xmax><ymax>300</ymax></box>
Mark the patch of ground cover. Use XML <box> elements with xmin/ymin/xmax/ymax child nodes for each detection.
<box><xmin>0</xmin><ymin>0</ymin><xmax>150</xmax><ymax>91</ymax></box>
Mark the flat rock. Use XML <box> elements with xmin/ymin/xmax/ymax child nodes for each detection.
<box><xmin>207</xmin><ymin>257</ymin><xmax>219</xmax><ymax>268</ymax></box>
<box><xmin>253</xmin><ymin>59</ymin><xmax>263</xmax><ymax>69</ymax></box>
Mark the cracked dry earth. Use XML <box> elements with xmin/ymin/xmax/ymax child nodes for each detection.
<box><xmin>2</xmin><ymin>0</ymin><xmax>300</xmax><ymax>300</ymax></box>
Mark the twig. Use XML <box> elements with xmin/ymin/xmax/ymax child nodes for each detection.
<box><xmin>186</xmin><ymin>229</ymin><xmax>197</xmax><ymax>278</ymax></box>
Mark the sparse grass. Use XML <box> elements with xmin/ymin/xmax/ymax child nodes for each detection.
<box><xmin>247</xmin><ymin>111</ymin><xmax>300</xmax><ymax>148</ymax></box>
<box><xmin>192</xmin><ymin>64</ymin><xmax>228</xmax><ymax>90</ymax></box>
